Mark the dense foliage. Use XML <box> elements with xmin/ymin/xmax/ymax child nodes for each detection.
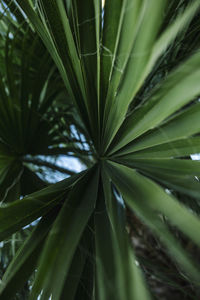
<box><xmin>0</xmin><ymin>0</ymin><xmax>200</xmax><ymax>299</ymax></box>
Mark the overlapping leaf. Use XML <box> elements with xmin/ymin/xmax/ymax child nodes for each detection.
<box><xmin>106</xmin><ymin>161</ymin><xmax>200</xmax><ymax>283</ymax></box>
<box><xmin>1</xmin><ymin>0</ymin><xmax>200</xmax><ymax>299</ymax></box>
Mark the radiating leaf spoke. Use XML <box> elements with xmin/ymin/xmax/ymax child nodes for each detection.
<box><xmin>29</xmin><ymin>167</ymin><xmax>99</xmax><ymax>300</ymax></box>
<box><xmin>114</xmin><ymin>137</ymin><xmax>200</xmax><ymax>159</ymax></box>
<box><xmin>0</xmin><ymin>171</ymin><xmax>84</xmax><ymax>241</ymax></box>
<box><xmin>108</xmin><ymin>51</ymin><xmax>200</xmax><ymax>155</ymax></box>
<box><xmin>138</xmin><ymin>170</ymin><xmax>200</xmax><ymax>201</ymax></box>
<box><xmin>105</xmin><ymin>161</ymin><xmax>200</xmax><ymax>283</ymax></box>
<box><xmin>114</xmin><ymin>102</ymin><xmax>200</xmax><ymax>156</ymax></box>
<box><xmin>96</xmin><ymin>168</ymin><xmax>152</xmax><ymax>300</ymax></box>
<box><xmin>0</xmin><ymin>209</ymin><xmax>58</xmax><ymax>300</ymax></box>
<box><xmin>1</xmin><ymin>0</ymin><xmax>200</xmax><ymax>298</ymax></box>
<box><xmin>106</xmin><ymin>161</ymin><xmax>200</xmax><ymax>247</ymax></box>
<box><xmin>102</xmin><ymin>0</ymin><xmax>167</xmax><ymax>151</ymax></box>
<box><xmin>115</xmin><ymin>157</ymin><xmax>200</xmax><ymax>177</ymax></box>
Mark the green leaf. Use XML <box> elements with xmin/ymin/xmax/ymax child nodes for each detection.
<box><xmin>106</xmin><ymin>161</ymin><xmax>200</xmax><ymax>247</ymax></box>
<box><xmin>113</xmin><ymin>156</ymin><xmax>200</xmax><ymax>199</ymax></box>
<box><xmin>100</xmin><ymin>0</ymin><xmax>124</xmax><ymax>109</ymax></box>
<box><xmin>116</xmin><ymin>157</ymin><xmax>200</xmax><ymax>177</ymax></box>
<box><xmin>0</xmin><ymin>209</ymin><xmax>58</xmax><ymax>300</ymax></box>
<box><xmin>59</xmin><ymin>247</ymin><xmax>87</xmax><ymax>300</ymax></box>
<box><xmin>103</xmin><ymin>0</ymin><xmax>200</xmax><ymax>153</ymax></box>
<box><xmin>106</xmin><ymin>161</ymin><xmax>200</xmax><ymax>283</ymax></box>
<box><xmin>101</xmin><ymin>0</ymin><xmax>142</xmax><ymax>151</ymax></box>
<box><xmin>103</xmin><ymin>0</ymin><xmax>142</xmax><ymax>100</ymax></box>
<box><xmin>102</xmin><ymin>0</ymin><xmax>167</xmax><ymax>151</ymax></box>
<box><xmin>109</xmin><ymin>50</ymin><xmax>200</xmax><ymax>154</ymax></box>
<box><xmin>29</xmin><ymin>167</ymin><xmax>99</xmax><ymax>300</ymax></box>
<box><xmin>59</xmin><ymin>224</ymin><xmax>94</xmax><ymax>300</ymax></box>
<box><xmin>138</xmin><ymin>170</ymin><xmax>200</xmax><ymax>201</ymax></box>
<box><xmin>0</xmin><ymin>172</ymin><xmax>84</xmax><ymax>241</ymax></box>
<box><xmin>95</xmin><ymin>167</ymin><xmax>152</xmax><ymax>300</ymax></box>
<box><xmin>136</xmin><ymin>0</ymin><xmax>200</xmax><ymax>100</ymax></box>
<box><xmin>71</xmin><ymin>0</ymin><xmax>101</xmax><ymax>146</ymax></box>
<box><xmin>14</xmin><ymin>0</ymin><xmax>83</xmax><ymax>119</ymax></box>
<box><xmin>115</xmin><ymin>137</ymin><xmax>200</xmax><ymax>158</ymax></box>
<box><xmin>38</xmin><ymin>0</ymin><xmax>86</xmax><ymax>100</ymax></box>
<box><xmin>115</xmin><ymin>102</ymin><xmax>200</xmax><ymax>155</ymax></box>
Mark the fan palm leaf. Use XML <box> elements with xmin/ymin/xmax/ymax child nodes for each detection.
<box><xmin>1</xmin><ymin>0</ymin><xmax>200</xmax><ymax>299</ymax></box>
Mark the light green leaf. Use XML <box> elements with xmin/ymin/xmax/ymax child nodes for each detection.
<box><xmin>115</xmin><ymin>157</ymin><xmax>200</xmax><ymax>177</ymax></box>
<box><xmin>103</xmin><ymin>0</ymin><xmax>200</xmax><ymax>153</ymax></box>
<box><xmin>102</xmin><ymin>0</ymin><xmax>167</xmax><ymax>151</ymax></box>
<box><xmin>101</xmin><ymin>0</ymin><xmax>141</xmax><ymax>119</ymax></box>
<box><xmin>115</xmin><ymin>137</ymin><xmax>200</xmax><ymax>158</ymax></box>
<box><xmin>106</xmin><ymin>161</ymin><xmax>200</xmax><ymax>283</ymax></box>
<box><xmin>114</xmin><ymin>102</ymin><xmax>200</xmax><ymax>155</ymax></box>
<box><xmin>136</xmin><ymin>0</ymin><xmax>200</xmax><ymax>99</ymax></box>
<box><xmin>100</xmin><ymin>0</ymin><xmax>125</xmax><ymax>108</ymax></box>
<box><xmin>109</xmin><ymin>50</ymin><xmax>200</xmax><ymax>154</ymax></box>
<box><xmin>106</xmin><ymin>161</ymin><xmax>200</xmax><ymax>247</ymax></box>
<box><xmin>71</xmin><ymin>0</ymin><xmax>101</xmax><ymax>147</ymax></box>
